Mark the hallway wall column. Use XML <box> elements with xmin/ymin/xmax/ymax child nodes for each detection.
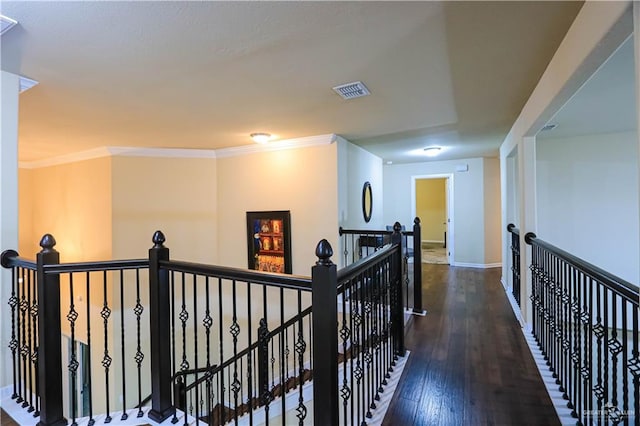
<box><xmin>518</xmin><ymin>137</ymin><xmax>537</xmax><ymax>327</ymax></box>
<box><xmin>0</xmin><ymin>70</ymin><xmax>20</xmax><ymax>387</ymax></box>
<box><xmin>634</xmin><ymin>2</ymin><xmax>640</xmax><ymax>272</ymax></box>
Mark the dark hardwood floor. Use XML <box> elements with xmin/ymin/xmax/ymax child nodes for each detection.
<box><xmin>382</xmin><ymin>264</ymin><xmax>559</xmax><ymax>426</ymax></box>
<box><xmin>0</xmin><ymin>408</ymin><xmax>19</xmax><ymax>426</ymax></box>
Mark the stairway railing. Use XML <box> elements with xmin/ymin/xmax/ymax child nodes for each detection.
<box><xmin>1</xmin><ymin>223</ymin><xmax>409</xmax><ymax>425</ymax></box>
<box><xmin>339</xmin><ymin>217</ymin><xmax>423</xmax><ymax>314</ymax></box>
<box><xmin>525</xmin><ymin>232</ymin><xmax>639</xmax><ymax>425</ymax></box>
<box><xmin>507</xmin><ymin>224</ymin><xmax>521</xmax><ymax>306</ymax></box>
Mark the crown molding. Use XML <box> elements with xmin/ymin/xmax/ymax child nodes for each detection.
<box><xmin>107</xmin><ymin>147</ymin><xmax>217</xmax><ymax>158</ymax></box>
<box><xmin>18</xmin><ymin>134</ymin><xmax>337</xmax><ymax>169</ymax></box>
<box><xmin>19</xmin><ymin>146</ymin><xmax>217</xmax><ymax>169</ymax></box>
<box><xmin>215</xmin><ymin>134</ymin><xmax>337</xmax><ymax>158</ymax></box>
<box><xmin>19</xmin><ymin>147</ymin><xmax>113</xmax><ymax>169</ymax></box>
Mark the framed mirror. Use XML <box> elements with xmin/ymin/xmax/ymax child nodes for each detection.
<box><xmin>362</xmin><ymin>181</ymin><xmax>372</xmax><ymax>223</ymax></box>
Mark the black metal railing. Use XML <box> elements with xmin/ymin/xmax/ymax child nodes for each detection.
<box><xmin>525</xmin><ymin>232</ymin><xmax>639</xmax><ymax>426</ymax></box>
<box><xmin>313</xmin><ymin>223</ymin><xmax>406</xmax><ymax>425</ymax></box>
<box><xmin>150</xmin><ymin>234</ymin><xmax>314</xmax><ymax>425</ymax></box>
<box><xmin>1</xmin><ymin>226</ymin><xmax>408</xmax><ymax>425</ymax></box>
<box><xmin>339</xmin><ymin>217</ymin><xmax>423</xmax><ymax>314</ymax></box>
<box><xmin>507</xmin><ymin>224</ymin><xmax>521</xmax><ymax>306</ymax></box>
<box><xmin>1</xmin><ymin>236</ymin><xmax>151</xmax><ymax>426</ymax></box>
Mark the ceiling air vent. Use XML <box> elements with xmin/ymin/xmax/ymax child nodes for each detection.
<box><xmin>1</xmin><ymin>15</ymin><xmax>18</xmax><ymax>36</ymax></box>
<box><xmin>332</xmin><ymin>81</ymin><xmax>370</xmax><ymax>100</ymax></box>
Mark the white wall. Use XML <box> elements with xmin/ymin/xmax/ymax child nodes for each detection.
<box><xmin>1</xmin><ymin>71</ymin><xmax>20</xmax><ymax>388</ymax></box>
<box><xmin>383</xmin><ymin>157</ymin><xmax>500</xmax><ymax>266</ymax></box>
<box><xmin>337</xmin><ymin>137</ymin><xmax>384</xmax><ymax>230</ymax></box>
<box><xmin>537</xmin><ymin>132</ymin><xmax>639</xmax><ymax>284</ymax></box>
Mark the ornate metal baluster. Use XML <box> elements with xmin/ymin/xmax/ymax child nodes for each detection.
<box><xmin>86</xmin><ymin>271</ymin><xmax>94</xmax><ymax>425</ymax></box>
<box><xmin>192</xmin><ymin>274</ymin><xmax>199</xmax><ymax>422</ymax></box>
<box><xmin>607</xmin><ymin>292</ymin><xmax>622</xmax><ymax>424</ymax></box>
<box><xmin>68</xmin><ymin>274</ymin><xmax>79</xmax><ymax>425</ymax></box>
<box><xmin>24</xmin><ymin>270</ymin><xmax>33</xmax><ymax>413</ymax></box>
<box><xmin>119</xmin><ymin>270</ymin><xmax>128</xmax><ymax>421</ymax></box>
<box><xmin>340</xmin><ymin>279</ymin><xmax>351</xmax><ymax>423</ymax></box>
<box><xmin>8</xmin><ymin>266</ymin><xmax>18</xmax><ymax>401</ymax></box>
<box><xmin>580</xmin><ymin>274</ymin><xmax>591</xmax><ymax>424</ymax></box>
<box><xmin>603</xmin><ymin>288</ymin><xmax>610</xmax><ymax>423</ymax></box>
<box><xmin>620</xmin><ymin>299</ymin><xmax>628</xmax><ymax>424</ymax></box>
<box><xmin>295</xmin><ymin>291</ymin><xmax>307</xmax><ymax>426</ymax></box>
<box><xmin>19</xmin><ymin>269</ymin><xmax>28</xmax><ymax>406</ymax></box>
<box><xmin>203</xmin><ymin>275</ymin><xmax>213</xmax><ymax>422</ymax></box>
<box><xmin>30</xmin><ymin>269</ymin><xmax>39</xmax><ymax>417</ymax></box>
<box><xmin>629</xmin><ymin>306</ymin><xmax>639</xmax><ymax>426</ymax></box>
<box><xmin>353</xmin><ymin>276</ymin><xmax>364</xmax><ymax>426</ymax></box>
<box><xmin>102</xmin><ymin>270</ymin><xmax>112</xmax><ymax>423</ymax></box>
<box><xmin>593</xmin><ymin>282</ymin><xmax>605</xmax><ymax>422</ymax></box>
<box><xmin>218</xmin><ymin>277</ymin><xmax>226</xmax><ymax>424</ymax></box>
<box><xmin>247</xmin><ymin>282</ymin><xmax>253</xmax><ymax>424</ymax></box>
<box><xmin>230</xmin><ymin>280</ymin><xmax>241</xmax><ymax>421</ymax></box>
<box><xmin>134</xmin><ymin>268</ymin><xmax>144</xmax><ymax>418</ymax></box>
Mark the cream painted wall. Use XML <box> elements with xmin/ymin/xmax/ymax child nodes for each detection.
<box><xmin>217</xmin><ymin>143</ymin><xmax>339</xmax><ymax>275</ymax></box>
<box><xmin>17</xmin><ymin>157</ymin><xmax>114</xmax><ymax>414</ymax></box>
<box><xmin>21</xmin><ymin>157</ymin><xmax>113</xmax><ymax>261</ymax></box>
<box><xmin>483</xmin><ymin>158</ymin><xmax>502</xmax><ymax>265</ymax></box>
<box><xmin>383</xmin><ymin>157</ymin><xmax>501</xmax><ymax>266</ymax></box>
<box><xmin>111</xmin><ymin>156</ymin><xmax>217</xmax><ymax>263</ymax></box>
<box><xmin>415</xmin><ymin>178</ymin><xmax>446</xmax><ymax>242</ymax></box>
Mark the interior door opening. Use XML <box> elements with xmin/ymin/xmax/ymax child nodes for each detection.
<box><xmin>412</xmin><ymin>174</ymin><xmax>454</xmax><ymax>265</ymax></box>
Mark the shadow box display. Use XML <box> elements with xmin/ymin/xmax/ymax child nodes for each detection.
<box><xmin>246</xmin><ymin>211</ymin><xmax>292</xmax><ymax>274</ymax></box>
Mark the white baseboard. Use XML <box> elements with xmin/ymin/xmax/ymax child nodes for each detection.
<box><xmin>421</xmin><ymin>239</ymin><xmax>445</xmax><ymax>244</ymax></box>
<box><xmin>450</xmin><ymin>262</ymin><xmax>501</xmax><ymax>269</ymax></box>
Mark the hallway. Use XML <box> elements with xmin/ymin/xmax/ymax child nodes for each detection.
<box><xmin>382</xmin><ymin>264</ymin><xmax>558</xmax><ymax>426</ymax></box>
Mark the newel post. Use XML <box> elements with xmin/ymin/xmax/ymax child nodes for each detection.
<box><xmin>148</xmin><ymin>231</ymin><xmax>175</xmax><ymax>422</ymax></box>
<box><xmin>36</xmin><ymin>234</ymin><xmax>66</xmax><ymax>426</ymax></box>
<box><xmin>312</xmin><ymin>239</ymin><xmax>338</xmax><ymax>426</ymax></box>
<box><xmin>412</xmin><ymin>217</ymin><xmax>424</xmax><ymax>314</ymax></box>
<box><xmin>390</xmin><ymin>223</ymin><xmax>406</xmax><ymax>357</ymax></box>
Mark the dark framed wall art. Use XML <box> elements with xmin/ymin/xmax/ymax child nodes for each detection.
<box><xmin>246</xmin><ymin>210</ymin><xmax>292</xmax><ymax>274</ymax></box>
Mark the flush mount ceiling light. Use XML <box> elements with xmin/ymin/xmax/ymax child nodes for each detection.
<box><xmin>423</xmin><ymin>147</ymin><xmax>442</xmax><ymax>157</ymax></box>
<box><xmin>0</xmin><ymin>15</ymin><xmax>18</xmax><ymax>36</ymax></box>
<box><xmin>250</xmin><ymin>133</ymin><xmax>272</xmax><ymax>144</ymax></box>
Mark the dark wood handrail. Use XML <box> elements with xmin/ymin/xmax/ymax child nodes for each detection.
<box><xmin>43</xmin><ymin>259</ymin><xmax>148</xmax><ymax>273</ymax></box>
<box><xmin>339</xmin><ymin>227</ymin><xmax>392</xmax><ymax>236</ymax></box>
<box><xmin>0</xmin><ymin>250</ymin><xmax>37</xmax><ymax>270</ymax></box>
<box><xmin>525</xmin><ymin>232</ymin><xmax>639</xmax><ymax>304</ymax></box>
<box><xmin>337</xmin><ymin>243</ymin><xmax>399</xmax><ymax>287</ymax></box>
<box><xmin>507</xmin><ymin>223</ymin><xmax>520</xmax><ymax>235</ymax></box>
<box><xmin>158</xmin><ymin>259</ymin><xmax>312</xmax><ymax>291</ymax></box>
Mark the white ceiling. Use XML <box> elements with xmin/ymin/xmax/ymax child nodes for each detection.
<box><xmin>1</xmin><ymin>1</ymin><xmax>583</xmax><ymax>164</ymax></box>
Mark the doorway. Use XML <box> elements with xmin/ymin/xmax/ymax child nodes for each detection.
<box><xmin>411</xmin><ymin>174</ymin><xmax>453</xmax><ymax>265</ymax></box>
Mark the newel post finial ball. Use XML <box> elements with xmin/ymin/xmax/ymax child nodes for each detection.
<box><xmin>393</xmin><ymin>222</ymin><xmax>402</xmax><ymax>233</ymax></box>
<box><xmin>152</xmin><ymin>230</ymin><xmax>166</xmax><ymax>248</ymax></box>
<box><xmin>315</xmin><ymin>239</ymin><xmax>334</xmax><ymax>266</ymax></box>
<box><xmin>414</xmin><ymin>217</ymin><xmax>421</xmax><ymax>225</ymax></box>
<box><xmin>39</xmin><ymin>234</ymin><xmax>57</xmax><ymax>253</ymax></box>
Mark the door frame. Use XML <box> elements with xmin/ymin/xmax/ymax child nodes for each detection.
<box><xmin>411</xmin><ymin>173</ymin><xmax>454</xmax><ymax>264</ymax></box>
